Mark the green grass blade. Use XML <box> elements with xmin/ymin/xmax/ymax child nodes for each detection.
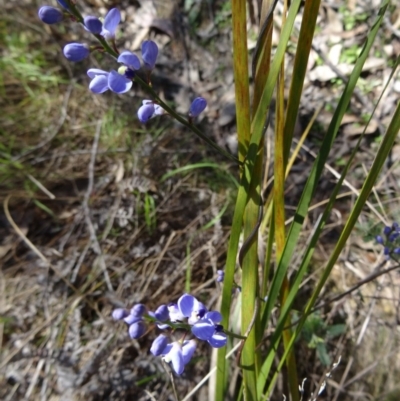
<box><xmin>283</xmin><ymin>0</ymin><xmax>322</xmax><ymax>164</ymax></box>
<box><xmin>270</xmin><ymin>90</ymin><xmax>400</xmax><ymax>397</ymax></box>
<box><xmin>261</xmin><ymin>0</ymin><xmax>390</xmax><ymax>337</ymax></box>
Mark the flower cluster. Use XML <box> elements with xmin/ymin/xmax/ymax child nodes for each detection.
<box><xmin>37</xmin><ymin>3</ymin><xmax>208</xmax><ymax>124</ymax></box>
<box><xmin>112</xmin><ymin>293</ymin><xmax>227</xmax><ymax>375</ymax></box>
<box><xmin>376</xmin><ymin>222</ymin><xmax>400</xmax><ymax>259</ymax></box>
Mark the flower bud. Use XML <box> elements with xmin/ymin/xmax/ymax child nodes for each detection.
<box><xmin>131</xmin><ymin>304</ymin><xmax>146</xmax><ymax>317</ymax></box>
<box><xmin>141</xmin><ymin>40</ymin><xmax>158</xmax><ymax>70</ymax></box>
<box><xmin>150</xmin><ymin>334</ymin><xmax>169</xmax><ymax>356</ymax></box>
<box><xmin>128</xmin><ymin>321</ymin><xmax>146</xmax><ymax>339</ymax></box>
<box><xmin>63</xmin><ymin>43</ymin><xmax>90</xmax><ymax>62</ymax></box>
<box><xmin>189</xmin><ymin>97</ymin><xmax>207</xmax><ymax>117</ymax></box>
<box><xmin>84</xmin><ymin>16</ymin><xmax>103</xmax><ymax>34</ymax></box>
<box><xmin>112</xmin><ymin>308</ymin><xmax>129</xmax><ymax>320</ymax></box>
<box><xmin>38</xmin><ymin>6</ymin><xmax>63</xmax><ymax>24</ymax></box>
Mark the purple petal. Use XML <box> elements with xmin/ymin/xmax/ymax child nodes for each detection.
<box><xmin>87</xmin><ymin>68</ymin><xmax>108</xmax><ymax>79</ymax></box>
<box><xmin>112</xmin><ymin>308</ymin><xmax>129</xmax><ymax>320</ymax></box>
<box><xmin>191</xmin><ymin>319</ymin><xmax>215</xmax><ymax>341</ymax></box>
<box><xmin>63</xmin><ymin>43</ymin><xmax>90</xmax><ymax>62</ymax></box>
<box><xmin>141</xmin><ymin>40</ymin><xmax>158</xmax><ymax>70</ymax></box>
<box><xmin>182</xmin><ymin>340</ymin><xmax>197</xmax><ymax>365</ymax></box>
<box><xmin>208</xmin><ymin>331</ymin><xmax>227</xmax><ymax>348</ymax></box>
<box><xmin>89</xmin><ymin>75</ymin><xmax>109</xmax><ymax>93</ymax></box>
<box><xmin>165</xmin><ymin>343</ymin><xmax>184</xmax><ymax>375</ymax></box>
<box><xmin>137</xmin><ymin>103</ymin><xmax>155</xmax><ymax>123</ymax></box>
<box><xmin>154</xmin><ymin>304</ymin><xmax>169</xmax><ymax>321</ymax></box>
<box><xmin>205</xmin><ymin>311</ymin><xmax>222</xmax><ymax>324</ymax></box>
<box><xmin>102</xmin><ymin>8</ymin><xmax>120</xmax><ymax>38</ymax></box>
<box><xmin>150</xmin><ymin>334</ymin><xmax>169</xmax><ymax>356</ymax></box>
<box><xmin>118</xmin><ymin>51</ymin><xmax>141</xmax><ymax>70</ymax></box>
<box><xmin>177</xmin><ymin>294</ymin><xmax>196</xmax><ymax>317</ymax></box>
<box><xmin>189</xmin><ymin>97</ymin><xmax>207</xmax><ymax>117</ymax></box>
<box><xmin>84</xmin><ymin>16</ymin><xmax>103</xmax><ymax>34</ymax></box>
<box><xmin>128</xmin><ymin>321</ymin><xmax>146</xmax><ymax>339</ymax></box>
<box><xmin>161</xmin><ymin>343</ymin><xmax>173</xmax><ymax>355</ymax></box>
<box><xmin>108</xmin><ymin>70</ymin><xmax>132</xmax><ymax>93</ymax></box>
<box><xmin>38</xmin><ymin>6</ymin><xmax>63</xmax><ymax>24</ymax></box>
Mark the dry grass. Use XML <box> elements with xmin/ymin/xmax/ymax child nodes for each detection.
<box><xmin>1</xmin><ymin>0</ymin><xmax>400</xmax><ymax>400</ymax></box>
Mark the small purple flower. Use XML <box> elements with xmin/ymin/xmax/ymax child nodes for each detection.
<box><xmin>87</xmin><ymin>68</ymin><xmax>132</xmax><ymax>94</ymax></box>
<box><xmin>137</xmin><ymin>100</ymin><xmax>164</xmax><ymax>123</ymax></box>
<box><xmin>112</xmin><ymin>308</ymin><xmax>129</xmax><ymax>320</ymax></box>
<box><xmin>189</xmin><ymin>97</ymin><xmax>207</xmax><ymax>117</ymax></box>
<box><xmin>191</xmin><ymin>311</ymin><xmax>227</xmax><ymax>348</ymax></box>
<box><xmin>87</xmin><ymin>69</ymin><xmax>109</xmax><ymax>93</ymax></box>
<box><xmin>84</xmin><ymin>16</ymin><xmax>103</xmax><ymax>34</ymax></box>
<box><xmin>389</xmin><ymin>232</ymin><xmax>399</xmax><ymax>242</ymax></box>
<box><xmin>128</xmin><ymin>321</ymin><xmax>146</xmax><ymax>339</ymax></box>
<box><xmin>394</xmin><ymin>248</ymin><xmax>400</xmax><ymax>255</ymax></box>
<box><xmin>63</xmin><ymin>43</ymin><xmax>90</xmax><ymax>62</ymax></box>
<box><xmin>101</xmin><ymin>8</ymin><xmax>121</xmax><ymax>40</ymax></box>
<box><xmin>376</xmin><ymin>235</ymin><xmax>384</xmax><ymax>245</ymax></box>
<box><xmin>38</xmin><ymin>6</ymin><xmax>63</xmax><ymax>24</ymax></box>
<box><xmin>138</xmin><ymin>103</ymin><xmax>155</xmax><ymax>123</ymax></box>
<box><xmin>162</xmin><ymin>340</ymin><xmax>197</xmax><ymax>375</ymax></box>
<box><xmin>150</xmin><ymin>334</ymin><xmax>169</xmax><ymax>356</ymax></box>
<box><xmin>216</xmin><ymin>270</ymin><xmax>224</xmax><ymax>283</ymax></box>
<box><xmin>141</xmin><ymin>40</ymin><xmax>158</xmax><ymax>70</ymax></box>
<box><xmin>178</xmin><ymin>293</ymin><xmax>207</xmax><ymax>324</ymax></box>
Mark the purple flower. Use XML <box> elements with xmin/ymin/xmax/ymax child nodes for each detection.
<box><xmin>189</xmin><ymin>97</ymin><xmax>207</xmax><ymax>117</ymax></box>
<box><xmin>84</xmin><ymin>16</ymin><xmax>103</xmax><ymax>34</ymax></box>
<box><xmin>87</xmin><ymin>69</ymin><xmax>109</xmax><ymax>93</ymax></box>
<box><xmin>112</xmin><ymin>308</ymin><xmax>129</xmax><ymax>320</ymax></box>
<box><xmin>87</xmin><ymin>69</ymin><xmax>132</xmax><ymax>94</ymax></box>
<box><xmin>191</xmin><ymin>312</ymin><xmax>227</xmax><ymax>348</ymax></box>
<box><xmin>376</xmin><ymin>235</ymin><xmax>384</xmax><ymax>245</ymax></box>
<box><xmin>63</xmin><ymin>43</ymin><xmax>90</xmax><ymax>62</ymax></box>
<box><xmin>150</xmin><ymin>334</ymin><xmax>169</xmax><ymax>356</ymax></box>
<box><xmin>101</xmin><ymin>8</ymin><xmax>121</xmax><ymax>40</ymax></box>
<box><xmin>162</xmin><ymin>340</ymin><xmax>197</xmax><ymax>375</ymax></box>
<box><xmin>141</xmin><ymin>40</ymin><xmax>158</xmax><ymax>70</ymax></box>
<box><xmin>138</xmin><ymin>103</ymin><xmax>155</xmax><ymax>123</ymax></box>
<box><xmin>216</xmin><ymin>270</ymin><xmax>224</xmax><ymax>283</ymax></box>
<box><xmin>38</xmin><ymin>6</ymin><xmax>63</xmax><ymax>24</ymax></box>
<box><xmin>178</xmin><ymin>293</ymin><xmax>207</xmax><ymax>324</ymax></box>
<box><xmin>137</xmin><ymin>100</ymin><xmax>165</xmax><ymax>123</ymax></box>
<box><xmin>128</xmin><ymin>321</ymin><xmax>146</xmax><ymax>339</ymax></box>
